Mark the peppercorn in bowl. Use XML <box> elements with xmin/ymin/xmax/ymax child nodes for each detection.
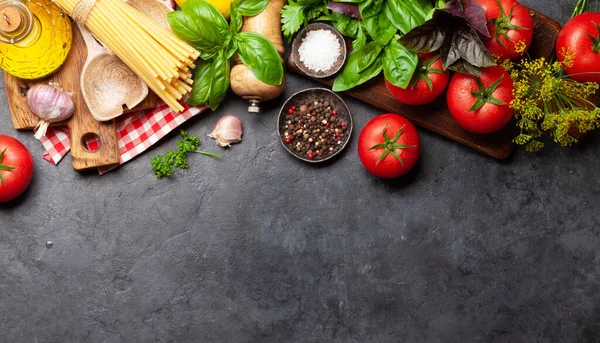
<box><xmin>278</xmin><ymin>88</ymin><xmax>353</xmax><ymax>163</ymax></box>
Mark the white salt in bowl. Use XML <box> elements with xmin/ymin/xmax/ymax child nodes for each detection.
<box><xmin>291</xmin><ymin>23</ymin><xmax>347</xmax><ymax>79</ymax></box>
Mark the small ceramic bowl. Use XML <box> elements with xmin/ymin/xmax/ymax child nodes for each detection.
<box><xmin>278</xmin><ymin>88</ymin><xmax>353</xmax><ymax>163</ymax></box>
<box><xmin>291</xmin><ymin>23</ymin><xmax>347</xmax><ymax>78</ymax></box>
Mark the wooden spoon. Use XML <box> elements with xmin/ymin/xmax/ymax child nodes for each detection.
<box><xmin>78</xmin><ymin>23</ymin><xmax>148</xmax><ymax>122</ymax></box>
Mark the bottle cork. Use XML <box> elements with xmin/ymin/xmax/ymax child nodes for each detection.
<box><xmin>0</xmin><ymin>8</ymin><xmax>22</xmax><ymax>33</ymax></box>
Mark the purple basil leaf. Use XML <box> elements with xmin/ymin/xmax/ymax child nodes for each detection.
<box><xmin>462</xmin><ymin>0</ymin><xmax>490</xmax><ymax>38</ymax></box>
<box><xmin>448</xmin><ymin>59</ymin><xmax>481</xmax><ymax>76</ymax></box>
<box><xmin>442</xmin><ymin>0</ymin><xmax>490</xmax><ymax>39</ymax></box>
<box><xmin>441</xmin><ymin>36</ymin><xmax>461</xmax><ymax>69</ymax></box>
<box><xmin>327</xmin><ymin>2</ymin><xmax>362</xmax><ymax>19</ymax></box>
<box><xmin>454</xmin><ymin>27</ymin><xmax>495</xmax><ymax>67</ymax></box>
<box><xmin>399</xmin><ymin>19</ymin><xmax>446</xmax><ymax>52</ymax></box>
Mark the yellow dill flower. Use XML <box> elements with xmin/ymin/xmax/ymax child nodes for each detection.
<box><xmin>508</xmin><ymin>56</ymin><xmax>600</xmax><ymax>151</ymax></box>
<box><xmin>559</xmin><ymin>47</ymin><xmax>576</xmax><ymax>67</ymax></box>
<box><xmin>514</xmin><ymin>40</ymin><xmax>527</xmax><ymax>55</ymax></box>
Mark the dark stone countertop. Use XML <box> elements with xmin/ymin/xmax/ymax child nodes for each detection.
<box><xmin>1</xmin><ymin>1</ymin><xmax>599</xmax><ymax>341</ymax></box>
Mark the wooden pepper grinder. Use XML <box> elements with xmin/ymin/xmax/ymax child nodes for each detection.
<box><xmin>230</xmin><ymin>0</ymin><xmax>286</xmax><ymax>113</ymax></box>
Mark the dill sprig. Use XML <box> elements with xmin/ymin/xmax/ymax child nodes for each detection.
<box><xmin>501</xmin><ymin>54</ymin><xmax>600</xmax><ymax>152</ymax></box>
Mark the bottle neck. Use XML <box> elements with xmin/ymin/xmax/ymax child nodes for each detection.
<box><xmin>0</xmin><ymin>0</ymin><xmax>33</xmax><ymax>44</ymax></box>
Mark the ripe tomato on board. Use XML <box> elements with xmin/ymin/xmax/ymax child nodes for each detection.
<box><xmin>385</xmin><ymin>53</ymin><xmax>450</xmax><ymax>106</ymax></box>
<box><xmin>556</xmin><ymin>12</ymin><xmax>600</xmax><ymax>83</ymax></box>
<box><xmin>0</xmin><ymin>135</ymin><xmax>34</xmax><ymax>202</ymax></box>
<box><xmin>476</xmin><ymin>0</ymin><xmax>533</xmax><ymax>60</ymax></box>
<box><xmin>357</xmin><ymin>114</ymin><xmax>420</xmax><ymax>179</ymax></box>
<box><xmin>446</xmin><ymin>66</ymin><xmax>515</xmax><ymax>134</ymax></box>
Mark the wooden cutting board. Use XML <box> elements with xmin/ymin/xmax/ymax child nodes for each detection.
<box><xmin>287</xmin><ymin>9</ymin><xmax>561</xmax><ymax>159</ymax></box>
<box><xmin>4</xmin><ymin>23</ymin><xmax>160</xmax><ymax>171</ymax></box>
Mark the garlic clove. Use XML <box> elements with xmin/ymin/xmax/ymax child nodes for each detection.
<box><xmin>208</xmin><ymin>115</ymin><xmax>243</xmax><ymax>148</ymax></box>
<box><xmin>26</xmin><ymin>83</ymin><xmax>75</xmax><ymax>140</ymax></box>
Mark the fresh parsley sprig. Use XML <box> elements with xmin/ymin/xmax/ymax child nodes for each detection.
<box><xmin>150</xmin><ymin>130</ymin><xmax>220</xmax><ymax>179</ymax></box>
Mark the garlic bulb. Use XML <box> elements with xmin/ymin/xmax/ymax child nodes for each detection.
<box><xmin>26</xmin><ymin>83</ymin><xmax>75</xmax><ymax>140</ymax></box>
<box><xmin>208</xmin><ymin>115</ymin><xmax>243</xmax><ymax>147</ymax></box>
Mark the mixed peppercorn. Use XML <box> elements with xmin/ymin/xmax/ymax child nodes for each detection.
<box><xmin>281</xmin><ymin>98</ymin><xmax>348</xmax><ymax>160</ymax></box>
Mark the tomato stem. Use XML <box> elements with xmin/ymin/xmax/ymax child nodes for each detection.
<box><xmin>368</xmin><ymin>124</ymin><xmax>416</xmax><ymax>166</ymax></box>
<box><xmin>490</xmin><ymin>0</ymin><xmax>527</xmax><ymax>47</ymax></box>
<box><xmin>468</xmin><ymin>75</ymin><xmax>507</xmax><ymax>112</ymax></box>
<box><xmin>586</xmin><ymin>22</ymin><xmax>600</xmax><ymax>53</ymax></box>
<box><xmin>409</xmin><ymin>54</ymin><xmax>445</xmax><ymax>91</ymax></box>
<box><xmin>0</xmin><ymin>148</ymin><xmax>15</xmax><ymax>186</ymax></box>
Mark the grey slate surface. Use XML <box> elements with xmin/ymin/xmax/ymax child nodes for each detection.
<box><xmin>1</xmin><ymin>1</ymin><xmax>600</xmax><ymax>341</ymax></box>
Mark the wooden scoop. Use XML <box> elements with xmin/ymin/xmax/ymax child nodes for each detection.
<box><xmin>78</xmin><ymin>23</ymin><xmax>148</xmax><ymax>122</ymax></box>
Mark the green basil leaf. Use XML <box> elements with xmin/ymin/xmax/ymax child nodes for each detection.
<box><xmin>352</xmin><ymin>24</ymin><xmax>366</xmax><ymax>50</ymax></box>
<box><xmin>297</xmin><ymin>0</ymin><xmax>321</xmax><ymax>5</ymax></box>
<box><xmin>224</xmin><ymin>39</ymin><xmax>238</xmax><ymax>59</ymax></box>
<box><xmin>332</xmin><ymin>42</ymin><xmax>384</xmax><ymax>91</ymax></box>
<box><xmin>167</xmin><ymin>11</ymin><xmax>212</xmax><ymax>49</ymax></box>
<box><xmin>168</xmin><ymin>8</ymin><xmax>231</xmax><ymax>52</ymax></box>
<box><xmin>235</xmin><ymin>32</ymin><xmax>284</xmax><ymax>86</ymax></box>
<box><xmin>363</xmin><ymin>10</ymin><xmax>396</xmax><ymax>45</ymax></box>
<box><xmin>182</xmin><ymin>0</ymin><xmax>229</xmax><ymax>30</ymax></box>
<box><xmin>358</xmin><ymin>0</ymin><xmax>384</xmax><ymax>18</ymax></box>
<box><xmin>234</xmin><ymin>0</ymin><xmax>269</xmax><ymax>16</ymax></box>
<box><xmin>209</xmin><ymin>52</ymin><xmax>230</xmax><ymax>111</ymax></box>
<box><xmin>331</xmin><ymin>12</ymin><xmax>359</xmax><ymax>37</ymax></box>
<box><xmin>199</xmin><ymin>50</ymin><xmax>219</xmax><ymax>60</ymax></box>
<box><xmin>188</xmin><ymin>58</ymin><xmax>213</xmax><ymax>106</ymax></box>
<box><xmin>384</xmin><ymin>0</ymin><xmax>431</xmax><ymax>34</ymax></box>
<box><xmin>230</xmin><ymin>3</ymin><xmax>242</xmax><ymax>33</ymax></box>
<box><xmin>383</xmin><ymin>40</ymin><xmax>418</xmax><ymax>88</ymax></box>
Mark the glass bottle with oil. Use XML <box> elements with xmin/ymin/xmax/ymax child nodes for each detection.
<box><xmin>0</xmin><ymin>0</ymin><xmax>72</xmax><ymax>79</ymax></box>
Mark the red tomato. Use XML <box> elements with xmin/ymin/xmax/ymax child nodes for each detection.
<box><xmin>385</xmin><ymin>53</ymin><xmax>450</xmax><ymax>105</ymax></box>
<box><xmin>0</xmin><ymin>135</ymin><xmax>34</xmax><ymax>202</ymax></box>
<box><xmin>476</xmin><ymin>0</ymin><xmax>533</xmax><ymax>60</ymax></box>
<box><xmin>446</xmin><ymin>66</ymin><xmax>515</xmax><ymax>134</ymax></box>
<box><xmin>358</xmin><ymin>114</ymin><xmax>420</xmax><ymax>179</ymax></box>
<box><xmin>556</xmin><ymin>12</ymin><xmax>600</xmax><ymax>83</ymax></box>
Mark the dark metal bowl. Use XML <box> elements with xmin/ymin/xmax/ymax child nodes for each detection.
<box><xmin>278</xmin><ymin>88</ymin><xmax>353</xmax><ymax>163</ymax></box>
<box><xmin>291</xmin><ymin>23</ymin><xmax>347</xmax><ymax>79</ymax></box>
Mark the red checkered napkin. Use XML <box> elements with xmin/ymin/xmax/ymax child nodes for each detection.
<box><xmin>40</xmin><ymin>103</ymin><xmax>207</xmax><ymax>174</ymax></box>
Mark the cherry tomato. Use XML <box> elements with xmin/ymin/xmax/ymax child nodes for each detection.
<box><xmin>385</xmin><ymin>53</ymin><xmax>450</xmax><ymax>106</ymax></box>
<box><xmin>0</xmin><ymin>135</ymin><xmax>34</xmax><ymax>202</ymax></box>
<box><xmin>358</xmin><ymin>114</ymin><xmax>420</xmax><ymax>179</ymax></box>
<box><xmin>556</xmin><ymin>12</ymin><xmax>600</xmax><ymax>83</ymax></box>
<box><xmin>447</xmin><ymin>66</ymin><xmax>515</xmax><ymax>134</ymax></box>
<box><xmin>476</xmin><ymin>0</ymin><xmax>534</xmax><ymax>60</ymax></box>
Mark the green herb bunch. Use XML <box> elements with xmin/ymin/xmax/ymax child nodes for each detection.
<box><xmin>502</xmin><ymin>57</ymin><xmax>600</xmax><ymax>151</ymax></box>
<box><xmin>168</xmin><ymin>0</ymin><xmax>284</xmax><ymax>110</ymax></box>
<box><xmin>281</xmin><ymin>0</ymin><xmax>438</xmax><ymax>91</ymax></box>
<box><xmin>150</xmin><ymin>130</ymin><xmax>220</xmax><ymax>178</ymax></box>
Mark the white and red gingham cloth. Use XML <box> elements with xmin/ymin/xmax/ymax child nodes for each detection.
<box><xmin>38</xmin><ymin>103</ymin><xmax>207</xmax><ymax>174</ymax></box>
<box><xmin>36</xmin><ymin>0</ymin><xmax>207</xmax><ymax>174</ymax></box>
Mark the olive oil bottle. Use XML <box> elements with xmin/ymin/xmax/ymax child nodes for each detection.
<box><xmin>0</xmin><ymin>0</ymin><xmax>72</xmax><ymax>79</ymax></box>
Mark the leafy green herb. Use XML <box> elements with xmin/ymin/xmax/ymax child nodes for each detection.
<box><xmin>168</xmin><ymin>0</ymin><xmax>283</xmax><ymax>110</ymax></box>
<box><xmin>332</xmin><ymin>41</ymin><xmax>384</xmax><ymax>91</ymax></box>
<box><xmin>235</xmin><ymin>32</ymin><xmax>284</xmax><ymax>86</ymax></box>
<box><xmin>384</xmin><ymin>0</ymin><xmax>432</xmax><ymax>34</ymax></box>
<box><xmin>281</xmin><ymin>0</ymin><xmax>329</xmax><ymax>41</ymax></box>
<box><xmin>383</xmin><ymin>40</ymin><xmax>418</xmax><ymax>88</ymax></box>
<box><xmin>234</xmin><ymin>0</ymin><xmax>270</xmax><ymax>16</ymax></box>
<box><xmin>150</xmin><ymin>130</ymin><xmax>220</xmax><ymax>179</ymax></box>
<box><xmin>230</xmin><ymin>3</ymin><xmax>243</xmax><ymax>33</ymax></box>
